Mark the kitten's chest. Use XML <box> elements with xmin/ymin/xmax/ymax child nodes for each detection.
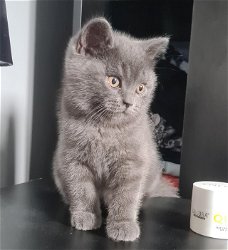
<box><xmin>89</xmin><ymin>128</ymin><xmax>127</xmax><ymax>163</ymax></box>
<box><xmin>79</xmin><ymin>126</ymin><xmax>137</xmax><ymax>175</ymax></box>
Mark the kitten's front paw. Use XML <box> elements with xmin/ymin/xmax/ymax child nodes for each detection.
<box><xmin>106</xmin><ymin>221</ymin><xmax>140</xmax><ymax>242</ymax></box>
<box><xmin>71</xmin><ymin>211</ymin><xmax>101</xmax><ymax>231</ymax></box>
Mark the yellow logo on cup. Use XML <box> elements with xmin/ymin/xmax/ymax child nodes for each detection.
<box><xmin>213</xmin><ymin>214</ymin><xmax>228</xmax><ymax>225</ymax></box>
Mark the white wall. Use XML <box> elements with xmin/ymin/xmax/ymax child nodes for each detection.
<box><xmin>0</xmin><ymin>0</ymin><xmax>36</xmax><ymax>187</ymax></box>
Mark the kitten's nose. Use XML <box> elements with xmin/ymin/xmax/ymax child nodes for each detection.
<box><xmin>123</xmin><ymin>100</ymin><xmax>133</xmax><ymax>108</ymax></box>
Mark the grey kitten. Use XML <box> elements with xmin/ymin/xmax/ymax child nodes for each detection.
<box><xmin>53</xmin><ymin>17</ymin><xmax>177</xmax><ymax>242</ymax></box>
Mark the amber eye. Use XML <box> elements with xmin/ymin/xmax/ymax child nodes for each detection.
<box><xmin>136</xmin><ymin>84</ymin><xmax>145</xmax><ymax>94</ymax></box>
<box><xmin>106</xmin><ymin>76</ymin><xmax>120</xmax><ymax>88</ymax></box>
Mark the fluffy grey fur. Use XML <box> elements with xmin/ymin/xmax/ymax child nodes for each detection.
<box><xmin>53</xmin><ymin>17</ymin><xmax>177</xmax><ymax>242</ymax></box>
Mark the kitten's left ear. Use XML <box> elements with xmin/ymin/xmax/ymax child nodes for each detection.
<box><xmin>76</xmin><ymin>17</ymin><xmax>114</xmax><ymax>56</ymax></box>
<box><xmin>144</xmin><ymin>37</ymin><xmax>170</xmax><ymax>61</ymax></box>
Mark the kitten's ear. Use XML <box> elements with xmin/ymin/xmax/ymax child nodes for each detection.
<box><xmin>144</xmin><ymin>37</ymin><xmax>170</xmax><ymax>61</ymax></box>
<box><xmin>76</xmin><ymin>18</ymin><xmax>114</xmax><ymax>56</ymax></box>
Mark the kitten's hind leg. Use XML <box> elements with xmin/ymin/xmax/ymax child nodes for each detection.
<box><xmin>53</xmin><ymin>152</ymin><xmax>69</xmax><ymax>204</ymax></box>
<box><xmin>53</xmin><ymin>168</ymin><xmax>69</xmax><ymax>204</ymax></box>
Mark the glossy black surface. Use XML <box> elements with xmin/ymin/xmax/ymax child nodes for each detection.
<box><xmin>1</xmin><ymin>179</ymin><xmax>226</xmax><ymax>249</ymax></box>
<box><xmin>179</xmin><ymin>0</ymin><xmax>228</xmax><ymax>198</ymax></box>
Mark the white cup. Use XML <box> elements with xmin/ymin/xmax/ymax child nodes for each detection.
<box><xmin>190</xmin><ymin>181</ymin><xmax>228</xmax><ymax>240</ymax></box>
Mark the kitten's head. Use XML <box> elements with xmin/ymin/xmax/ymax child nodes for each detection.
<box><xmin>63</xmin><ymin>17</ymin><xmax>169</xmax><ymax>126</ymax></box>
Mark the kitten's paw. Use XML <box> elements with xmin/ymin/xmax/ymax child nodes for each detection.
<box><xmin>71</xmin><ymin>211</ymin><xmax>102</xmax><ymax>231</ymax></box>
<box><xmin>106</xmin><ymin>221</ymin><xmax>140</xmax><ymax>241</ymax></box>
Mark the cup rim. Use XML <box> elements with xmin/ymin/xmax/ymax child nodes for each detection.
<box><xmin>193</xmin><ymin>181</ymin><xmax>228</xmax><ymax>192</ymax></box>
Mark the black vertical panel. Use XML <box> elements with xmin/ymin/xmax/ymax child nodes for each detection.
<box><xmin>180</xmin><ymin>0</ymin><xmax>228</xmax><ymax>198</ymax></box>
<box><xmin>30</xmin><ymin>1</ymin><xmax>73</xmax><ymax>179</ymax></box>
<box><xmin>81</xmin><ymin>0</ymin><xmax>107</xmax><ymax>25</ymax></box>
<box><xmin>107</xmin><ymin>0</ymin><xmax>193</xmax><ymax>41</ymax></box>
<box><xmin>0</xmin><ymin>0</ymin><xmax>13</xmax><ymax>66</ymax></box>
<box><xmin>81</xmin><ymin>0</ymin><xmax>193</xmax><ymax>41</ymax></box>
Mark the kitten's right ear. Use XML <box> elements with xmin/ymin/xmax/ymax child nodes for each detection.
<box><xmin>143</xmin><ymin>36</ymin><xmax>170</xmax><ymax>61</ymax></box>
<box><xmin>76</xmin><ymin>18</ymin><xmax>114</xmax><ymax>56</ymax></box>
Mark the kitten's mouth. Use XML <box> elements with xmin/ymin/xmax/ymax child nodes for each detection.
<box><xmin>110</xmin><ymin>106</ymin><xmax>128</xmax><ymax>114</ymax></box>
<box><xmin>117</xmin><ymin>106</ymin><xmax>129</xmax><ymax>114</ymax></box>
<box><xmin>106</xmin><ymin>105</ymin><xmax>134</xmax><ymax>116</ymax></box>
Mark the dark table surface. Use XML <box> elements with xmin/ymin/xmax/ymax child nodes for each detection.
<box><xmin>1</xmin><ymin>179</ymin><xmax>227</xmax><ymax>250</ymax></box>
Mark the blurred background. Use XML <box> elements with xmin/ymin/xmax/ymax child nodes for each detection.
<box><xmin>1</xmin><ymin>0</ymin><xmax>227</xmax><ymax>198</ymax></box>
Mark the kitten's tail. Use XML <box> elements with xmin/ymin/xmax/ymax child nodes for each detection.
<box><xmin>147</xmin><ymin>175</ymin><xmax>179</xmax><ymax>198</ymax></box>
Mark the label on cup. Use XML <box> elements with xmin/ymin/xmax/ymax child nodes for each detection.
<box><xmin>190</xmin><ymin>181</ymin><xmax>228</xmax><ymax>239</ymax></box>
